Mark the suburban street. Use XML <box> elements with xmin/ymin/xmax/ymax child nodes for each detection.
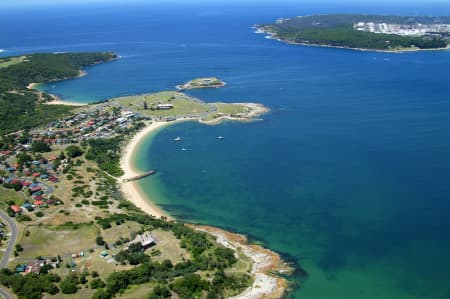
<box><xmin>0</xmin><ymin>209</ymin><xmax>18</xmax><ymax>299</ymax></box>
<box><xmin>0</xmin><ymin>288</ymin><xmax>12</xmax><ymax>299</ymax></box>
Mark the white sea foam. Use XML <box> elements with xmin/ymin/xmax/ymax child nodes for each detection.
<box><xmin>0</xmin><ymin>49</ymin><xmax>5</xmax><ymax>53</ymax></box>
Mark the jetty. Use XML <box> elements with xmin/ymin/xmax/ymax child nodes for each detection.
<box><xmin>123</xmin><ymin>170</ymin><xmax>156</xmax><ymax>182</ymax></box>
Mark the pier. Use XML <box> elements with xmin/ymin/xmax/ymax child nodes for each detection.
<box><xmin>123</xmin><ymin>170</ymin><xmax>156</xmax><ymax>182</ymax></box>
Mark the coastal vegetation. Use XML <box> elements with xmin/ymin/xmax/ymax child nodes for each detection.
<box><xmin>257</xmin><ymin>14</ymin><xmax>450</xmax><ymax>51</ymax></box>
<box><xmin>85</xmin><ymin>121</ymin><xmax>145</xmax><ymax>177</ymax></box>
<box><xmin>0</xmin><ymin>52</ymin><xmax>117</xmax><ymax>134</ymax></box>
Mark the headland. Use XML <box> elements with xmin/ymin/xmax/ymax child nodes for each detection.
<box><xmin>256</xmin><ymin>14</ymin><xmax>450</xmax><ymax>52</ymax></box>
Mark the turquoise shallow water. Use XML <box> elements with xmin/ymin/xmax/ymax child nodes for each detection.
<box><xmin>3</xmin><ymin>1</ymin><xmax>450</xmax><ymax>298</ymax></box>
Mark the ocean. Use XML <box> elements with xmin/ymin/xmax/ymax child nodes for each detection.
<box><xmin>2</xmin><ymin>1</ymin><xmax>450</xmax><ymax>298</ymax></box>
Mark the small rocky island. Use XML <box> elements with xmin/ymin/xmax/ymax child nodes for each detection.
<box><xmin>255</xmin><ymin>14</ymin><xmax>450</xmax><ymax>52</ymax></box>
<box><xmin>176</xmin><ymin>77</ymin><xmax>225</xmax><ymax>91</ymax></box>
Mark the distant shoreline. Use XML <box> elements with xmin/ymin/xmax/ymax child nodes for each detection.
<box><xmin>255</xmin><ymin>26</ymin><xmax>450</xmax><ymax>53</ymax></box>
<box><xmin>26</xmin><ymin>70</ymin><xmax>88</xmax><ymax>106</ymax></box>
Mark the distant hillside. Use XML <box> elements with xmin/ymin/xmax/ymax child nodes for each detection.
<box><xmin>0</xmin><ymin>52</ymin><xmax>117</xmax><ymax>134</ymax></box>
<box><xmin>256</xmin><ymin>14</ymin><xmax>450</xmax><ymax>51</ymax></box>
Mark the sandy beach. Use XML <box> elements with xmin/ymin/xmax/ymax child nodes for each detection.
<box><xmin>119</xmin><ymin>116</ymin><xmax>291</xmax><ymax>298</ymax></box>
<box><xmin>119</xmin><ymin>103</ymin><xmax>269</xmax><ymax>218</ymax></box>
<box><xmin>119</xmin><ymin>121</ymin><xmax>172</xmax><ymax>219</ymax></box>
<box><xmin>45</xmin><ymin>99</ymin><xmax>86</xmax><ymax>106</ymax></box>
<box><xmin>26</xmin><ymin>82</ymin><xmax>86</xmax><ymax>106</ymax></box>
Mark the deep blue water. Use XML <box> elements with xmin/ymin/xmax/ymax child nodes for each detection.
<box><xmin>3</xmin><ymin>1</ymin><xmax>450</xmax><ymax>298</ymax></box>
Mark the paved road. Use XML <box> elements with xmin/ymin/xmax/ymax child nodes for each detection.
<box><xmin>0</xmin><ymin>210</ymin><xmax>18</xmax><ymax>299</ymax></box>
<box><xmin>0</xmin><ymin>210</ymin><xmax>18</xmax><ymax>269</ymax></box>
<box><xmin>0</xmin><ymin>288</ymin><xmax>13</xmax><ymax>299</ymax></box>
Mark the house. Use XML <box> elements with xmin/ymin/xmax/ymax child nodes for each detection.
<box><xmin>157</xmin><ymin>103</ymin><xmax>174</xmax><ymax>110</ymax></box>
<box><xmin>30</xmin><ymin>186</ymin><xmax>42</xmax><ymax>193</ymax></box>
<box><xmin>34</xmin><ymin>200</ymin><xmax>45</xmax><ymax>207</ymax></box>
<box><xmin>10</xmin><ymin>205</ymin><xmax>22</xmax><ymax>214</ymax></box>
<box><xmin>127</xmin><ymin>231</ymin><xmax>156</xmax><ymax>249</ymax></box>
<box><xmin>25</xmin><ymin>260</ymin><xmax>45</xmax><ymax>274</ymax></box>
<box><xmin>33</xmin><ymin>195</ymin><xmax>43</xmax><ymax>201</ymax></box>
<box><xmin>116</xmin><ymin>117</ymin><xmax>127</xmax><ymax>124</ymax></box>
<box><xmin>21</xmin><ymin>181</ymin><xmax>31</xmax><ymax>187</ymax></box>
<box><xmin>48</xmin><ymin>176</ymin><xmax>59</xmax><ymax>183</ymax></box>
<box><xmin>21</xmin><ymin>202</ymin><xmax>33</xmax><ymax>210</ymax></box>
<box><xmin>121</xmin><ymin>110</ymin><xmax>135</xmax><ymax>118</ymax></box>
<box><xmin>16</xmin><ymin>264</ymin><xmax>27</xmax><ymax>273</ymax></box>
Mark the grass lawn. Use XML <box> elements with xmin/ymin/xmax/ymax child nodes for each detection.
<box><xmin>0</xmin><ymin>187</ymin><xmax>28</xmax><ymax>209</ymax></box>
<box><xmin>146</xmin><ymin>229</ymin><xmax>189</xmax><ymax>264</ymax></box>
<box><xmin>215</xmin><ymin>103</ymin><xmax>249</xmax><ymax>115</ymax></box>
<box><xmin>112</xmin><ymin>91</ymin><xmax>212</xmax><ymax>117</ymax></box>
<box><xmin>101</xmin><ymin>221</ymin><xmax>142</xmax><ymax>245</ymax></box>
<box><xmin>226</xmin><ymin>250</ymin><xmax>253</xmax><ymax>275</ymax></box>
<box><xmin>119</xmin><ymin>282</ymin><xmax>156</xmax><ymax>299</ymax></box>
<box><xmin>20</xmin><ymin>224</ymin><xmax>98</xmax><ymax>257</ymax></box>
<box><xmin>0</xmin><ymin>56</ymin><xmax>27</xmax><ymax>68</ymax></box>
<box><xmin>202</xmin><ymin>103</ymin><xmax>250</xmax><ymax>121</ymax></box>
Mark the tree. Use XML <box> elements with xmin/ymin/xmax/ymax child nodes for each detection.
<box><xmin>31</xmin><ymin>141</ymin><xmax>51</xmax><ymax>153</ymax></box>
<box><xmin>65</xmin><ymin>145</ymin><xmax>83</xmax><ymax>158</ymax></box>
<box><xmin>60</xmin><ymin>275</ymin><xmax>78</xmax><ymax>294</ymax></box>
<box><xmin>16</xmin><ymin>152</ymin><xmax>32</xmax><ymax>165</ymax></box>
<box><xmin>6</xmin><ymin>207</ymin><xmax>15</xmax><ymax>217</ymax></box>
<box><xmin>90</xmin><ymin>278</ymin><xmax>106</xmax><ymax>289</ymax></box>
<box><xmin>96</xmin><ymin>236</ymin><xmax>105</xmax><ymax>246</ymax></box>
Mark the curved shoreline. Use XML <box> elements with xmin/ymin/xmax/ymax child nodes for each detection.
<box><xmin>119</xmin><ymin>117</ymin><xmax>292</xmax><ymax>298</ymax></box>
<box><xmin>26</xmin><ymin>71</ymin><xmax>88</xmax><ymax>106</ymax></box>
<box><xmin>119</xmin><ymin>120</ymin><xmax>182</xmax><ymax>219</ymax></box>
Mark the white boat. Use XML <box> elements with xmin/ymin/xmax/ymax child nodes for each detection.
<box><xmin>174</xmin><ymin>137</ymin><xmax>181</xmax><ymax>141</ymax></box>
<box><xmin>217</xmin><ymin>136</ymin><xmax>224</xmax><ymax>139</ymax></box>
<box><xmin>181</xmin><ymin>148</ymin><xmax>188</xmax><ymax>151</ymax></box>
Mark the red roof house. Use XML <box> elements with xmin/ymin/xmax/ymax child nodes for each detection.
<box><xmin>33</xmin><ymin>195</ymin><xmax>43</xmax><ymax>201</ymax></box>
<box><xmin>30</xmin><ymin>186</ymin><xmax>42</xmax><ymax>193</ymax></box>
<box><xmin>10</xmin><ymin>205</ymin><xmax>22</xmax><ymax>213</ymax></box>
<box><xmin>34</xmin><ymin>200</ymin><xmax>45</xmax><ymax>207</ymax></box>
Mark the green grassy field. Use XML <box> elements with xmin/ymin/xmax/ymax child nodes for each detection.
<box><xmin>20</xmin><ymin>224</ymin><xmax>98</xmax><ymax>257</ymax></box>
<box><xmin>0</xmin><ymin>187</ymin><xmax>28</xmax><ymax>209</ymax></box>
<box><xmin>146</xmin><ymin>229</ymin><xmax>190</xmax><ymax>264</ymax></box>
<box><xmin>112</xmin><ymin>91</ymin><xmax>253</xmax><ymax>122</ymax></box>
<box><xmin>0</xmin><ymin>56</ymin><xmax>27</xmax><ymax>69</ymax></box>
<box><xmin>112</xmin><ymin>91</ymin><xmax>212</xmax><ymax>117</ymax></box>
<box><xmin>202</xmin><ymin>103</ymin><xmax>250</xmax><ymax>121</ymax></box>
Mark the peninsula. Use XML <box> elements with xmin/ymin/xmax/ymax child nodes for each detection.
<box><xmin>0</xmin><ymin>51</ymin><xmax>117</xmax><ymax>135</ymax></box>
<box><xmin>0</xmin><ymin>52</ymin><xmax>291</xmax><ymax>299</ymax></box>
<box><xmin>176</xmin><ymin>77</ymin><xmax>226</xmax><ymax>91</ymax></box>
<box><xmin>255</xmin><ymin>14</ymin><xmax>450</xmax><ymax>52</ymax></box>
